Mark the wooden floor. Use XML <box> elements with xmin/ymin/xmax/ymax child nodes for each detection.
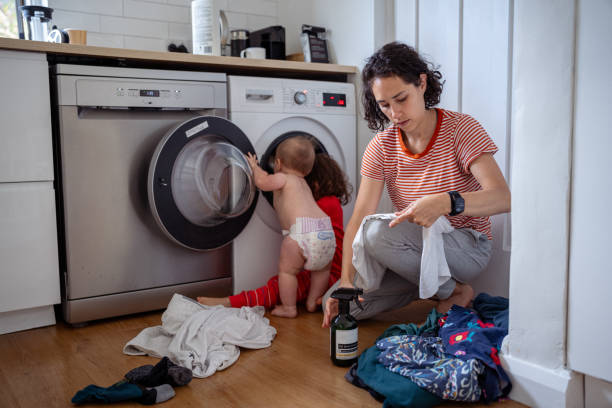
<box><xmin>0</xmin><ymin>300</ymin><xmax>527</xmax><ymax>408</ymax></box>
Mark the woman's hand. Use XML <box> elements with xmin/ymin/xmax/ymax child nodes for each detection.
<box><xmin>321</xmin><ymin>281</ymin><xmax>354</xmax><ymax>328</ymax></box>
<box><xmin>389</xmin><ymin>193</ymin><xmax>449</xmax><ymax>228</ymax></box>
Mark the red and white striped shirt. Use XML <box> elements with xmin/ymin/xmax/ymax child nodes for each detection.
<box><xmin>361</xmin><ymin>108</ymin><xmax>498</xmax><ymax>239</ymax></box>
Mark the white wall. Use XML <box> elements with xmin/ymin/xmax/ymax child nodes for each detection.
<box><xmin>507</xmin><ymin>0</ymin><xmax>574</xmax><ymax>372</ymax></box>
<box><xmin>500</xmin><ymin>0</ymin><xmax>598</xmax><ymax>406</ymax></box>
<box><xmin>48</xmin><ymin>0</ymin><xmax>279</xmax><ymax>52</ymax></box>
<box><xmin>567</xmin><ymin>0</ymin><xmax>612</xmax><ymax>385</ymax></box>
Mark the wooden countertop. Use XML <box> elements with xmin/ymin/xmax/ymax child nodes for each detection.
<box><xmin>0</xmin><ymin>37</ymin><xmax>357</xmax><ymax>79</ymax></box>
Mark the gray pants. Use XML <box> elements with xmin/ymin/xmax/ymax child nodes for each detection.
<box><xmin>323</xmin><ymin>218</ymin><xmax>492</xmax><ymax>320</ymax></box>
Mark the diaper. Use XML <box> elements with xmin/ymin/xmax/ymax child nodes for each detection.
<box><xmin>283</xmin><ymin>217</ymin><xmax>336</xmax><ymax>271</ymax></box>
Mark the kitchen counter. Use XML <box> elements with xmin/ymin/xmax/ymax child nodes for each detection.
<box><xmin>0</xmin><ymin>37</ymin><xmax>356</xmax><ymax>81</ymax></box>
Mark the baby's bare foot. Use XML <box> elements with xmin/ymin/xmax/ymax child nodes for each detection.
<box><xmin>197</xmin><ymin>296</ymin><xmax>230</xmax><ymax>307</ymax></box>
<box><xmin>305</xmin><ymin>296</ymin><xmax>324</xmax><ymax>312</ymax></box>
<box><xmin>271</xmin><ymin>305</ymin><xmax>298</xmax><ymax>318</ymax></box>
<box><xmin>436</xmin><ymin>282</ymin><xmax>474</xmax><ymax>313</ymax></box>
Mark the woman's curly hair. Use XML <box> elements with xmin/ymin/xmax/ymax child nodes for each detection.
<box><xmin>305</xmin><ymin>153</ymin><xmax>353</xmax><ymax>206</ymax></box>
<box><xmin>361</xmin><ymin>42</ymin><xmax>444</xmax><ymax>131</ymax></box>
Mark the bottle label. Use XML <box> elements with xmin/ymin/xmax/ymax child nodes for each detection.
<box><xmin>334</xmin><ymin>328</ymin><xmax>358</xmax><ymax>360</ymax></box>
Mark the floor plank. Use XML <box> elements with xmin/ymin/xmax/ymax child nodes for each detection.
<box><xmin>0</xmin><ymin>300</ymin><xmax>528</xmax><ymax>407</ymax></box>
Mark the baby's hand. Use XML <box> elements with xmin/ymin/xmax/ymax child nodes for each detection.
<box><xmin>246</xmin><ymin>152</ymin><xmax>258</xmax><ymax>170</ymax></box>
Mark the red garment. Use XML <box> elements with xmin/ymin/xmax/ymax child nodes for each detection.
<box><xmin>229</xmin><ymin>196</ymin><xmax>344</xmax><ymax>308</ymax></box>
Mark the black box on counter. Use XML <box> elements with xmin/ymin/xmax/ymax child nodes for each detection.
<box><xmin>249</xmin><ymin>26</ymin><xmax>286</xmax><ymax>60</ymax></box>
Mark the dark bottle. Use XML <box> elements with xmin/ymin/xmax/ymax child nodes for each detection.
<box><xmin>330</xmin><ymin>287</ymin><xmax>363</xmax><ymax>367</ymax></box>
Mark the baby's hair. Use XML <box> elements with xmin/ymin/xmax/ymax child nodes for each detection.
<box><xmin>275</xmin><ymin>135</ymin><xmax>315</xmax><ymax>176</ymax></box>
<box><xmin>306</xmin><ymin>153</ymin><xmax>353</xmax><ymax>205</ymax></box>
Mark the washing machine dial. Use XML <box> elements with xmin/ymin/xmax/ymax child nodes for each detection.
<box><xmin>293</xmin><ymin>91</ymin><xmax>307</xmax><ymax>105</ymax></box>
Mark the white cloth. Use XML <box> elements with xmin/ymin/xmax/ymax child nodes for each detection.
<box><xmin>420</xmin><ymin>216</ymin><xmax>454</xmax><ymax>298</ymax></box>
<box><xmin>123</xmin><ymin>293</ymin><xmax>277</xmax><ymax>378</ymax></box>
<box><xmin>352</xmin><ymin>214</ymin><xmax>454</xmax><ymax>299</ymax></box>
<box><xmin>352</xmin><ymin>213</ymin><xmax>396</xmax><ymax>292</ymax></box>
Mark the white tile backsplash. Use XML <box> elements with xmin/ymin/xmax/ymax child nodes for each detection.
<box><xmin>49</xmin><ymin>0</ymin><xmax>123</xmax><ymax>16</ymax></box>
<box><xmin>246</xmin><ymin>14</ymin><xmax>277</xmax><ymax>31</ymax></box>
<box><xmin>51</xmin><ymin>10</ymin><xmax>101</xmax><ymax>32</ymax></box>
<box><xmin>86</xmin><ymin>32</ymin><xmax>124</xmax><ymax>49</ymax></box>
<box><xmin>48</xmin><ymin>0</ymin><xmax>280</xmax><ymax>53</ymax></box>
<box><xmin>228</xmin><ymin>0</ymin><xmax>277</xmax><ymax>17</ymax></box>
<box><xmin>124</xmin><ymin>36</ymin><xmax>169</xmax><ymax>52</ymax></box>
<box><xmin>101</xmin><ymin>16</ymin><xmax>169</xmax><ymax>39</ymax></box>
<box><xmin>124</xmin><ymin>0</ymin><xmax>190</xmax><ymax>24</ymax></box>
<box><xmin>166</xmin><ymin>0</ymin><xmax>193</xmax><ymax>6</ymax></box>
<box><xmin>168</xmin><ymin>22</ymin><xmax>192</xmax><ymax>39</ymax></box>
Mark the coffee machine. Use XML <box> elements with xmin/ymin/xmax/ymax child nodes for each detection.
<box><xmin>249</xmin><ymin>26</ymin><xmax>285</xmax><ymax>60</ymax></box>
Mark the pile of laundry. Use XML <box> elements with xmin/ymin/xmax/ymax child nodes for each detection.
<box><xmin>345</xmin><ymin>293</ymin><xmax>511</xmax><ymax>408</ymax></box>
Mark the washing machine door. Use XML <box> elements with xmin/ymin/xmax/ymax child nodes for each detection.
<box><xmin>148</xmin><ymin>116</ymin><xmax>257</xmax><ymax>250</ymax></box>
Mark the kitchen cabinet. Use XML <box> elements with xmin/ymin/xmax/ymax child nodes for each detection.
<box><xmin>0</xmin><ymin>50</ymin><xmax>60</xmax><ymax>335</ymax></box>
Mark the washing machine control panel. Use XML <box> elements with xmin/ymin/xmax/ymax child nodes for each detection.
<box><xmin>284</xmin><ymin>86</ymin><xmax>351</xmax><ymax>113</ymax></box>
<box><xmin>71</xmin><ymin>78</ymin><xmax>226</xmax><ymax>109</ymax></box>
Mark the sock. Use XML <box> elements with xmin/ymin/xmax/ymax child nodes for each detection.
<box><xmin>125</xmin><ymin>357</ymin><xmax>192</xmax><ymax>387</ymax></box>
<box><xmin>139</xmin><ymin>384</ymin><xmax>176</xmax><ymax>405</ymax></box>
<box><xmin>71</xmin><ymin>380</ymin><xmax>143</xmax><ymax>404</ymax></box>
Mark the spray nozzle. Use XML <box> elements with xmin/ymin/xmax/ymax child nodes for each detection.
<box><xmin>330</xmin><ymin>287</ymin><xmax>364</xmax><ymax>311</ymax></box>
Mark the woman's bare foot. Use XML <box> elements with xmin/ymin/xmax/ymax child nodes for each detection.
<box><xmin>436</xmin><ymin>282</ymin><xmax>474</xmax><ymax>313</ymax></box>
<box><xmin>197</xmin><ymin>296</ymin><xmax>230</xmax><ymax>307</ymax></box>
<box><xmin>271</xmin><ymin>304</ymin><xmax>298</xmax><ymax>318</ymax></box>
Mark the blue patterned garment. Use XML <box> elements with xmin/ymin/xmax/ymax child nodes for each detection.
<box><xmin>439</xmin><ymin>305</ymin><xmax>512</xmax><ymax>401</ymax></box>
<box><xmin>376</xmin><ymin>335</ymin><xmax>483</xmax><ymax>402</ymax></box>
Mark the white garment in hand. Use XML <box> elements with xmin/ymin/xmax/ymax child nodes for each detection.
<box><xmin>123</xmin><ymin>294</ymin><xmax>277</xmax><ymax>378</ymax></box>
<box><xmin>352</xmin><ymin>213</ymin><xmax>396</xmax><ymax>291</ymax></box>
<box><xmin>420</xmin><ymin>216</ymin><xmax>454</xmax><ymax>298</ymax></box>
<box><xmin>352</xmin><ymin>214</ymin><xmax>454</xmax><ymax>299</ymax></box>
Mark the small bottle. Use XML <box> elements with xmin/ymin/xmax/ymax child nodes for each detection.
<box><xmin>330</xmin><ymin>287</ymin><xmax>363</xmax><ymax>367</ymax></box>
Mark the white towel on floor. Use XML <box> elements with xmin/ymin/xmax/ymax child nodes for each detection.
<box><xmin>352</xmin><ymin>214</ymin><xmax>454</xmax><ymax>299</ymax></box>
<box><xmin>123</xmin><ymin>293</ymin><xmax>276</xmax><ymax>378</ymax></box>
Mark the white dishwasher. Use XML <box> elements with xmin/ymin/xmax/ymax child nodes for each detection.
<box><xmin>53</xmin><ymin>65</ymin><xmax>258</xmax><ymax>324</ymax></box>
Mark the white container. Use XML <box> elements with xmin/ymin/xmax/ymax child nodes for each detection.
<box><xmin>192</xmin><ymin>0</ymin><xmax>220</xmax><ymax>56</ymax></box>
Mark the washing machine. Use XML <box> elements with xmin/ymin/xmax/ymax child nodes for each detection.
<box><xmin>53</xmin><ymin>65</ymin><xmax>259</xmax><ymax>324</ymax></box>
<box><xmin>228</xmin><ymin>76</ymin><xmax>356</xmax><ymax>294</ymax></box>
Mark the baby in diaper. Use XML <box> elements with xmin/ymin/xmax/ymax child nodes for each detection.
<box><xmin>246</xmin><ymin>136</ymin><xmax>335</xmax><ymax>318</ymax></box>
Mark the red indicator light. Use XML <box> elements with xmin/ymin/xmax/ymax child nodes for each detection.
<box><xmin>330</xmin><ymin>96</ymin><xmax>335</xmax><ymax>99</ymax></box>
<box><xmin>323</xmin><ymin>100</ymin><xmax>326</xmax><ymax>104</ymax></box>
<box><xmin>339</xmin><ymin>100</ymin><xmax>345</xmax><ymax>105</ymax></box>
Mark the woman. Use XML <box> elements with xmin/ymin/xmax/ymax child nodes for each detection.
<box><xmin>322</xmin><ymin>42</ymin><xmax>510</xmax><ymax>327</ymax></box>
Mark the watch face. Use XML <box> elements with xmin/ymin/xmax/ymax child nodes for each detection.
<box><xmin>449</xmin><ymin>191</ymin><xmax>464</xmax><ymax>215</ymax></box>
<box><xmin>455</xmin><ymin>196</ymin><xmax>465</xmax><ymax>214</ymax></box>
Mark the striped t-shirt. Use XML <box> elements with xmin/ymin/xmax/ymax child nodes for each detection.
<box><xmin>361</xmin><ymin>108</ymin><xmax>498</xmax><ymax>239</ymax></box>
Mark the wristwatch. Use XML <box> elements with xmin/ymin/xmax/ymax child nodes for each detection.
<box><xmin>448</xmin><ymin>191</ymin><xmax>465</xmax><ymax>216</ymax></box>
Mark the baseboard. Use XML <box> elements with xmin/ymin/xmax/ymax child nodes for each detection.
<box><xmin>500</xmin><ymin>353</ymin><xmax>584</xmax><ymax>408</ymax></box>
<box><xmin>0</xmin><ymin>305</ymin><xmax>56</xmax><ymax>335</ymax></box>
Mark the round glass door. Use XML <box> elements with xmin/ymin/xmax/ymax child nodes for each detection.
<box><xmin>171</xmin><ymin>136</ymin><xmax>255</xmax><ymax>227</ymax></box>
<box><xmin>148</xmin><ymin>116</ymin><xmax>257</xmax><ymax>251</ymax></box>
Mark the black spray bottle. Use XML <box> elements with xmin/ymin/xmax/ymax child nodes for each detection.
<box><xmin>330</xmin><ymin>287</ymin><xmax>364</xmax><ymax>366</ymax></box>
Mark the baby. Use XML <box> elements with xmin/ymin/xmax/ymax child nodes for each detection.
<box><xmin>247</xmin><ymin>136</ymin><xmax>335</xmax><ymax>318</ymax></box>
